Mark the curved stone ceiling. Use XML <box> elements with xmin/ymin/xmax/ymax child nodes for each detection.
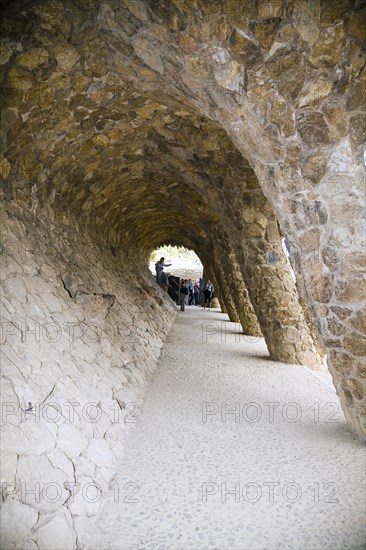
<box><xmin>0</xmin><ymin>4</ymin><xmax>263</xmax><ymax>261</ymax></box>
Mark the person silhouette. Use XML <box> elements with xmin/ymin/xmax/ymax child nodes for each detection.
<box><xmin>203</xmin><ymin>280</ymin><xmax>214</xmax><ymax>310</ymax></box>
<box><xmin>155</xmin><ymin>257</ymin><xmax>172</xmax><ymax>289</ymax></box>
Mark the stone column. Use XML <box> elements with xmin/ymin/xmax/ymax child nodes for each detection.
<box><xmin>204</xmin><ymin>259</ymin><xmax>240</xmax><ymax>323</ymax></box>
<box><xmin>211</xmin><ymin>246</ymin><xmax>261</xmax><ymax>334</ymax></box>
<box><xmin>232</xmin><ymin>216</ymin><xmax>323</xmax><ymax>368</ymax></box>
<box><xmin>217</xmin><ymin>291</ymin><xmax>227</xmax><ymax>314</ymax></box>
<box><xmin>225</xmin><ymin>250</ymin><xmax>262</xmax><ymax>337</ymax></box>
<box><xmin>284</xmin><ymin>189</ymin><xmax>366</xmax><ymax>438</ymax></box>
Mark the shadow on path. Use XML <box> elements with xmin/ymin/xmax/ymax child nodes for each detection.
<box><xmin>86</xmin><ymin>308</ymin><xmax>365</xmax><ymax>550</ymax></box>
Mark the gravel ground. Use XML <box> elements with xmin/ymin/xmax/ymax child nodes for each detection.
<box><xmin>83</xmin><ymin>307</ymin><xmax>366</xmax><ymax>550</ymax></box>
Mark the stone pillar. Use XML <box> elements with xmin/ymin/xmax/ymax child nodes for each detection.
<box><xmin>201</xmin><ymin>258</ymin><xmax>226</xmax><ymax>313</ymax></box>
<box><xmin>285</xmin><ymin>203</ymin><xmax>365</xmax><ymax>438</ymax></box>
<box><xmin>217</xmin><ymin>290</ymin><xmax>227</xmax><ymax>314</ymax></box>
<box><xmin>225</xmin><ymin>250</ymin><xmax>262</xmax><ymax>337</ymax></box>
<box><xmin>207</xmin><ymin>236</ymin><xmax>261</xmax><ymax>335</ymax></box>
<box><xmin>205</xmin><ymin>260</ymin><xmax>240</xmax><ymax>323</ymax></box>
<box><xmin>233</xmin><ymin>217</ymin><xmax>323</xmax><ymax>368</ymax></box>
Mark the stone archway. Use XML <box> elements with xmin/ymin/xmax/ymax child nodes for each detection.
<box><xmin>1</xmin><ymin>8</ymin><xmax>365</xmax><ymax>547</ymax></box>
<box><xmin>1</xmin><ymin>2</ymin><xmax>365</xmax><ymax>547</ymax></box>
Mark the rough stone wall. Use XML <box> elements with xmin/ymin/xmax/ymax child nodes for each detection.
<box><xmin>0</xmin><ymin>203</ymin><xmax>176</xmax><ymax>549</ymax></box>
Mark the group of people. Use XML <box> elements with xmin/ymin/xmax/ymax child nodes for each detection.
<box><xmin>155</xmin><ymin>257</ymin><xmax>215</xmax><ymax>312</ymax></box>
<box><xmin>178</xmin><ymin>278</ymin><xmax>214</xmax><ymax>311</ymax></box>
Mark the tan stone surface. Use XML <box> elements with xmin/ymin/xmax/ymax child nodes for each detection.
<box><xmin>0</xmin><ymin>8</ymin><xmax>365</xmax><ymax>549</ymax></box>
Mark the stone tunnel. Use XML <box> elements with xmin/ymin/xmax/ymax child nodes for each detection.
<box><xmin>0</xmin><ymin>0</ymin><xmax>365</xmax><ymax>548</ymax></box>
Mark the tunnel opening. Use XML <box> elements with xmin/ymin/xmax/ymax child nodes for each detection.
<box><xmin>149</xmin><ymin>245</ymin><xmax>203</xmax><ymax>281</ymax></box>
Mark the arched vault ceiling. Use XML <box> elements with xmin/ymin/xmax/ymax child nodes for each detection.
<box><xmin>0</xmin><ymin>0</ymin><xmax>363</xmax><ymax>256</ymax></box>
<box><xmin>0</xmin><ymin>2</ymin><xmax>263</xmax><ymax>255</ymax></box>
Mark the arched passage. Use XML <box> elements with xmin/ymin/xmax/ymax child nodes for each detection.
<box><xmin>1</xmin><ymin>1</ymin><xmax>365</xmax><ymax>546</ymax></box>
<box><xmin>1</xmin><ymin>0</ymin><xmax>364</xmax><ymax>432</ymax></box>
<box><xmin>1</xmin><ymin>26</ymin><xmax>323</xmax><ymax>366</ymax></box>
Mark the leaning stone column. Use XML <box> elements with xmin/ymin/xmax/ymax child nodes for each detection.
<box><xmin>208</xmin><ymin>280</ymin><xmax>226</xmax><ymax>313</ymax></box>
<box><xmin>225</xmin><ymin>249</ymin><xmax>262</xmax><ymax>337</ymax></box>
<box><xmin>233</xmin><ymin>217</ymin><xmax>323</xmax><ymax>368</ymax></box>
<box><xmin>283</xmin><ymin>177</ymin><xmax>365</xmax><ymax>438</ymax></box>
<box><xmin>208</xmin><ymin>237</ymin><xmax>261</xmax><ymax>335</ymax></box>
<box><xmin>205</xmin><ymin>260</ymin><xmax>240</xmax><ymax>323</ymax></box>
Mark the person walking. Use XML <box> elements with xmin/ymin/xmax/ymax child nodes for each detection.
<box><xmin>187</xmin><ymin>278</ymin><xmax>194</xmax><ymax>305</ymax></box>
<box><xmin>203</xmin><ymin>280</ymin><xmax>214</xmax><ymax>310</ymax></box>
<box><xmin>198</xmin><ymin>277</ymin><xmax>205</xmax><ymax>306</ymax></box>
<box><xmin>179</xmin><ymin>279</ymin><xmax>189</xmax><ymax>311</ymax></box>
<box><xmin>194</xmin><ymin>281</ymin><xmax>199</xmax><ymax>306</ymax></box>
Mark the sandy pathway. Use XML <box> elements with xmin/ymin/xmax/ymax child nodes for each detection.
<box><xmin>85</xmin><ymin>308</ymin><xmax>365</xmax><ymax>549</ymax></box>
